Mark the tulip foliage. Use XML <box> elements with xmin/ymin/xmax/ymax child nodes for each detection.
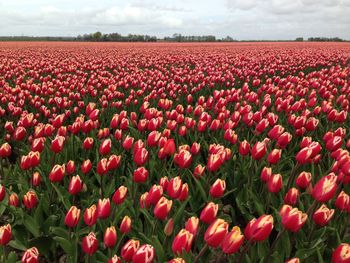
<box><xmin>0</xmin><ymin>42</ymin><xmax>350</xmax><ymax>262</ymax></box>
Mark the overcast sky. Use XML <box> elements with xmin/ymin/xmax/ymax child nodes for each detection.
<box><xmin>0</xmin><ymin>0</ymin><xmax>349</xmax><ymax>40</ymax></box>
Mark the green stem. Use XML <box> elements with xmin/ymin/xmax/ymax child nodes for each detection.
<box><xmin>237</xmin><ymin>240</ymin><xmax>253</xmax><ymax>263</ymax></box>
<box><xmin>194</xmin><ymin>243</ymin><xmax>208</xmax><ymax>263</ymax></box>
<box><xmin>265</xmin><ymin>229</ymin><xmax>286</xmax><ymax>263</ymax></box>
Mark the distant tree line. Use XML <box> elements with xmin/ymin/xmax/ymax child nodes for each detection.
<box><xmin>295</xmin><ymin>37</ymin><xmax>345</xmax><ymax>42</ymax></box>
<box><xmin>0</xmin><ymin>32</ymin><xmax>347</xmax><ymax>42</ymax></box>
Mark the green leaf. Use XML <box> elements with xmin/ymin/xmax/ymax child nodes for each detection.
<box><xmin>173</xmin><ymin>198</ymin><xmax>190</xmax><ymax>226</ymax></box>
<box><xmin>8</xmin><ymin>240</ymin><xmax>27</xmax><ymax>251</ymax></box>
<box><xmin>23</xmin><ymin>214</ymin><xmax>40</xmax><ymax>238</ymax></box>
<box><xmin>50</xmin><ymin>226</ymin><xmax>69</xmax><ymax>239</ymax></box>
<box><xmin>193</xmin><ymin>178</ymin><xmax>207</xmax><ymax>203</ymax></box>
<box><xmin>151</xmin><ymin>235</ymin><xmax>165</xmax><ymax>262</ymax></box>
<box><xmin>6</xmin><ymin>251</ymin><xmax>17</xmax><ymax>263</ymax></box>
<box><xmin>51</xmin><ymin>183</ymin><xmax>71</xmax><ymax>210</ymax></box>
<box><xmin>53</xmin><ymin>236</ymin><xmax>73</xmax><ymax>256</ymax></box>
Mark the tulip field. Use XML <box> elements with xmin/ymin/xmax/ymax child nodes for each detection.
<box><xmin>1</xmin><ymin>41</ymin><xmax>350</xmax><ymax>263</ymax></box>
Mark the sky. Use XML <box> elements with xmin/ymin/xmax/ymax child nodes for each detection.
<box><xmin>0</xmin><ymin>0</ymin><xmax>349</xmax><ymax>40</ymax></box>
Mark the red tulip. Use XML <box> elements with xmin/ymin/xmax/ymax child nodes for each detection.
<box><xmin>8</xmin><ymin>193</ymin><xmax>19</xmax><ymax>207</ymax></box>
<box><xmin>97</xmin><ymin>198</ymin><xmax>111</xmax><ymax>219</ymax></box>
<box><xmin>244</xmin><ymin>215</ymin><xmax>274</xmax><ymax>242</ymax></box>
<box><xmin>312</xmin><ymin>173</ymin><xmax>338</xmax><ymax>202</ymax></box>
<box><xmin>172</xmin><ymin>229</ymin><xmax>194</xmax><ymax>255</ymax></box>
<box><xmin>133</xmin><ymin>167</ymin><xmax>149</xmax><ymax>183</ymax></box>
<box><xmin>280</xmin><ymin>205</ymin><xmax>307</xmax><ymax>232</ymax></box>
<box><xmin>68</xmin><ymin>175</ymin><xmax>83</xmax><ymax>195</ymax></box>
<box><xmin>0</xmin><ymin>143</ymin><xmax>11</xmax><ymax>158</ymax></box>
<box><xmin>97</xmin><ymin>158</ymin><xmax>108</xmax><ymax>175</ymax></box>
<box><xmin>51</xmin><ymin>136</ymin><xmax>65</xmax><ymax>153</ymax></box>
<box><xmin>83</xmin><ymin>137</ymin><xmax>94</xmax><ymax>150</ymax></box>
<box><xmin>313</xmin><ymin>204</ymin><xmax>334</xmax><ymax>226</ymax></box>
<box><xmin>335</xmin><ymin>191</ymin><xmax>350</xmax><ymax>210</ymax></box>
<box><xmin>167</xmin><ymin>176</ymin><xmax>183</xmax><ymax>199</ymax></box>
<box><xmin>104</xmin><ymin>226</ymin><xmax>117</xmax><ymax>248</ymax></box>
<box><xmin>332</xmin><ymin>243</ymin><xmax>350</xmax><ymax>263</ymax></box>
<box><xmin>200</xmin><ymin>202</ymin><xmax>218</xmax><ymax>224</ymax></box>
<box><xmin>207</xmin><ymin>153</ymin><xmax>224</xmax><ymax>172</ymax></box>
<box><xmin>82</xmin><ymin>232</ymin><xmax>98</xmax><ymax>256</ymax></box>
<box><xmin>23</xmin><ymin>190</ymin><xmax>38</xmax><ymax>209</ymax></box>
<box><xmin>251</xmin><ymin>141</ymin><xmax>267</xmax><ymax>160</ymax></box>
<box><xmin>209</xmin><ymin>179</ymin><xmax>226</xmax><ymax>198</ymax></box>
<box><xmin>49</xmin><ymin>164</ymin><xmax>65</xmax><ymax>182</ymax></box>
<box><xmin>267</xmin><ymin>173</ymin><xmax>283</xmax><ymax>193</ymax></box>
<box><xmin>133</xmin><ymin>148</ymin><xmax>149</xmax><ymax>167</ymax></box>
<box><xmin>285</xmin><ymin>258</ymin><xmax>300</xmax><ymax>263</ymax></box>
<box><xmin>174</xmin><ymin>149</ymin><xmax>192</xmax><ymax>169</ymax></box>
<box><xmin>221</xmin><ymin>226</ymin><xmax>244</xmax><ymax>254</ymax></box>
<box><xmin>120</xmin><ymin>216</ymin><xmax>132</xmax><ymax>234</ymax></box>
<box><xmin>99</xmin><ymin>138</ymin><xmax>112</xmax><ymax>155</ymax></box>
<box><xmin>0</xmin><ymin>185</ymin><xmax>6</xmax><ymax>201</ymax></box>
<box><xmin>112</xmin><ymin>185</ymin><xmax>128</xmax><ymax>205</ymax></box>
<box><xmin>267</xmin><ymin>149</ymin><xmax>282</xmax><ymax>165</ymax></box>
<box><xmin>84</xmin><ymin>204</ymin><xmax>97</xmax><ymax>226</ymax></box>
<box><xmin>66</xmin><ymin>160</ymin><xmax>76</xmax><ymax>175</ymax></box>
<box><xmin>65</xmin><ymin>206</ymin><xmax>81</xmax><ymax>228</ymax></box>
<box><xmin>146</xmin><ymin>185</ymin><xmax>163</xmax><ymax>206</ymax></box>
<box><xmin>185</xmin><ymin>216</ymin><xmax>199</xmax><ymax>236</ymax></box>
<box><xmin>81</xmin><ymin>159</ymin><xmax>92</xmax><ymax>174</ymax></box>
<box><xmin>284</xmin><ymin>188</ymin><xmax>300</xmax><ymax>205</ymax></box>
<box><xmin>154</xmin><ymin>197</ymin><xmax>172</xmax><ymax>220</ymax></box>
<box><xmin>164</xmin><ymin>218</ymin><xmax>174</xmax><ymax>236</ymax></box>
<box><xmin>0</xmin><ymin>224</ymin><xmax>12</xmax><ymax>245</ymax></box>
<box><xmin>132</xmin><ymin>244</ymin><xmax>155</xmax><ymax>263</ymax></box>
<box><xmin>204</xmin><ymin>219</ymin><xmax>229</xmax><ymax>248</ymax></box>
<box><xmin>121</xmin><ymin>239</ymin><xmax>140</xmax><ymax>261</ymax></box>
<box><xmin>109</xmin><ymin>255</ymin><xmax>122</xmax><ymax>263</ymax></box>
<box><xmin>296</xmin><ymin>171</ymin><xmax>312</xmax><ymax>189</ymax></box>
<box><xmin>22</xmin><ymin>247</ymin><xmax>39</xmax><ymax>263</ymax></box>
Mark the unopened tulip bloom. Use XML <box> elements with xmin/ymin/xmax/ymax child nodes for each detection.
<box><xmin>244</xmin><ymin>215</ymin><xmax>274</xmax><ymax>242</ymax></box>
<box><xmin>82</xmin><ymin>232</ymin><xmax>98</xmax><ymax>256</ymax></box>
<box><xmin>336</xmin><ymin>191</ymin><xmax>350</xmax><ymax>210</ymax></box>
<box><xmin>0</xmin><ymin>143</ymin><xmax>11</xmax><ymax>158</ymax></box>
<box><xmin>296</xmin><ymin>171</ymin><xmax>312</xmax><ymax>189</ymax></box>
<box><xmin>267</xmin><ymin>149</ymin><xmax>282</xmax><ymax>165</ymax></box>
<box><xmin>109</xmin><ymin>255</ymin><xmax>122</xmax><ymax>263</ymax></box>
<box><xmin>51</xmin><ymin>136</ymin><xmax>65</xmax><ymax>153</ymax></box>
<box><xmin>121</xmin><ymin>239</ymin><xmax>140</xmax><ymax>261</ymax></box>
<box><xmin>239</xmin><ymin>140</ymin><xmax>250</xmax><ymax>156</ymax></box>
<box><xmin>204</xmin><ymin>219</ymin><xmax>229</xmax><ymax>248</ymax></box>
<box><xmin>84</xmin><ymin>205</ymin><xmax>97</xmax><ymax>226</ymax></box>
<box><xmin>260</xmin><ymin>167</ymin><xmax>272</xmax><ymax>182</ymax></box>
<box><xmin>23</xmin><ymin>190</ymin><xmax>38</xmax><ymax>209</ymax></box>
<box><xmin>154</xmin><ymin>197</ymin><xmax>173</xmax><ymax>220</ymax></box>
<box><xmin>172</xmin><ymin>229</ymin><xmax>194</xmax><ymax>254</ymax></box>
<box><xmin>112</xmin><ymin>185</ymin><xmax>128</xmax><ymax>205</ymax></box>
<box><xmin>104</xmin><ymin>226</ymin><xmax>117</xmax><ymax>248</ymax></box>
<box><xmin>99</xmin><ymin>138</ymin><xmax>112</xmax><ymax>155</ymax></box>
<box><xmin>97</xmin><ymin>198</ymin><xmax>111</xmax><ymax>219</ymax></box>
<box><xmin>68</xmin><ymin>175</ymin><xmax>83</xmax><ymax>195</ymax></box>
<box><xmin>168</xmin><ymin>258</ymin><xmax>186</xmax><ymax>263</ymax></box>
<box><xmin>267</xmin><ymin>173</ymin><xmax>283</xmax><ymax>193</ymax></box>
<box><xmin>132</xmin><ymin>244</ymin><xmax>155</xmax><ymax>263</ymax></box>
<box><xmin>49</xmin><ymin>164</ymin><xmax>65</xmax><ymax>182</ymax></box>
<box><xmin>284</xmin><ymin>188</ymin><xmax>300</xmax><ymax>205</ymax></box>
<box><xmin>251</xmin><ymin>141</ymin><xmax>267</xmax><ymax>160</ymax></box>
<box><xmin>120</xmin><ymin>216</ymin><xmax>132</xmax><ymax>234</ymax></box>
<box><xmin>313</xmin><ymin>204</ymin><xmax>334</xmax><ymax>226</ymax></box>
<box><xmin>209</xmin><ymin>179</ymin><xmax>226</xmax><ymax>198</ymax></box>
<box><xmin>280</xmin><ymin>205</ymin><xmax>307</xmax><ymax>232</ymax></box>
<box><xmin>221</xmin><ymin>226</ymin><xmax>244</xmax><ymax>254</ymax></box>
<box><xmin>0</xmin><ymin>185</ymin><xmax>5</xmax><ymax>202</ymax></box>
<box><xmin>8</xmin><ymin>193</ymin><xmax>19</xmax><ymax>207</ymax></box>
<box><xmin>200</xmin><ymin>202</ymin><xmax>219</xmax><ymax>224</ymax></box>
<box><xmin>332</xmin><ymin>243</ymin><xmax>350</xmax><ymax>263</ymax></box>
<box><xmin>22</xmin><ymin>247</ymin><xmax>39</xmax><ymax>263</ymax></box>
<box><xmin>312</xmin><ymin>173</ymin><xmax>338</xmax><ymax>202</ymax></box>
<box><xmin>65</xmin><ymin>206</ymin><xmax>81</xmax><ymax>228</ymax></box>
<box><xmin>174</xmin><ymin>149</ymin><xmax>193</xmax><ymax>169</ymax></box>
<box><xmin>164</xmin><ymin>218</ymin><xmax>174</xmax><ymax>236</ymax></box>
<box><xmin>167</xmin><ymin>176</ymin><xmax>183</xmax><ymax>199</ymax></box>
<box><xmin>133</xmin><ymin>167</ymin><xmax>149</xmax><ymax>183</ymax></box>
<box><xmin>285</xmin><ymin>258</ymin><xmax>300</xmax><ymax>263</ymax></box>
<box><xmin>0</xmin><ymin>224</ymin><xmax>12</xmax><ymax>245</ymax></box>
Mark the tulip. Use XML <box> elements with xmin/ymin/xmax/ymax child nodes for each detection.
<box><xmin>84</xmin><ymin>205</ymin><xmax>97</xmax><ymax>226</ymax></box>
<box><xmin>172</xmin><ymin>229</ymin><xmax>194</xmax><ymax>254</ymax></box>
<box><xmin>51</xmin><ymin>136</ymin><xmax>65</xmax><ymax>153</ymax></box>
<box><xmin>109</xmin><ymin>255</ymin><xmax>122</xmax><ymax>263</ymax></box>
<box><xmin>221</xmin><ymin>226</ymin><xmax>244</xmax><ymax>254</ymax></box>
<box><xmin>120</xmin><ymin>216</ymin><xmax>132</xmax><ymax>234</ymax></box>
<box><xmin>104</xmin><ymin>226</ymin><xmax>117</xmax><ymax>248</ymax></box>
<box><xmin>97</xmin><ymin>198</ymin><xmax>111</xmax><ymax>219</ymax></box>
<box><xmin>267</xmin><ymin>149</ymin><xmax>282</xmax><ymax>165</ymax></box>
<box><xmin>146</xmin><ymin>185</ymin><xmax>163</xmax><ymax>206</ymax></box>
<box><xmin>296</xmin><ymin>171</ymin><xmax>312</xmax><ymax>189</ymax></box>
<box><xmin>164</xmin><ymin>218</ymin><xmax>174</xmax><ymax>236</ymax></box>
<box><xmin>123</xmin><ymin>136</ymin><xmax>134</xmax><ymax>151</ymax></box>
<box><xmin>8</xmin><ymin>193</ymin><xmax>19</xmax><ymax>207</ymax></box>
<box><xmin>168</xmin><ymin>258</ymin><xmax>186</xmax><ymax>263</ymax></box>
<box><xmin>312</xmin><ymin>173</ymin><xmax>338</xmax><ymax>202</ymax></box>
<box><xmin>284</xmin><ymin>188</ymin><xmax>300</xmax><ymax>205</ymax></box>
<box><xmin>251</xmin><ymin>141</ymin><xmax>267</xmax><ymax>160</ymax></box>
<box><xmin>49</xmin><ymin>164</ymin><xmax>65</xmax><ymax>182</ymax></box>
<box><xmin>244</xmin><ymin>215</ymin><xmax>274</xmax><ymax>242</ymax></box>
<box><xmin>336</xmin><ymin>191</ymin><xmax>350</xmax><ymax>210</ymax></box>
<box><xmin>133</xmin><ymin>148</ymin><xmax>149</xmax><ymax>167</ymax></box>
<box><xmin>313</xmin><ymin>204</ymin><xmax>334</xmax><ymax>226</ymax></box>
<box><xmin>22</xmin><ymin>247</ymin><xmax>39</xmax><ymax>263</ymax></box>
<box><xmin>174</xmin><ymin>149</ymin><xmax>193</xmax><ymax>169</ymax></box>
<box><xmin>185</xmin><ymin>216</ymin><xmax>199</xmax><ymax>236</ymax></box>
<box><xmin>81</xmin><ymin>159</ymin><xmax>93</xmax><ymax>174</ymax></box>
<box><xmin>68</xmin><ymin>175</ymin><xmax>83</xmax><ymax>195</ymax></box>
<box><xmin>154</xmin><ymin>196</ymin><xmax>173</xmax><ymax>220</ymax></box>
<box><xmin>66</xmin><ymin>160</ymin><xmax>76</xmax><ymax>175</ymax></box>
<box><xmin>0</xmin><ymin>143</ymin><xmax>12</xmax><ymax>158</ymax></box>
<box><xmin>133</xmin><ymin>167</ymin><xmax>149</xmax><ymax>183</ymax></box>
<box><xmin>267</xmin><ymin>173</ymin><xmax>283</xmax><ymax>193</ymax></box>
<box><xmin>23</xmin><ymin>190</ymin><xmax>38</xmax><ymax>209</ymax></box>
<box><xmin>65</xmin><ymin>206</ymin><xmax>81</xmax><ymax>228</ymax></box>
<box><xmin>207</xmin><ymin>153</ymin><xmax>224</xmax><ymax>172</ymax></box>
<box><xmin>28</xmin><ymin>151</ymin><xmax>40</xmax><ymax>168</ymax></box>
<box><xmin>83</xmin><ymin>137</ymin><xmax>94</xmax><ymax>150</ymax></box>
<box><xmin>200</xmin><ymin>202</ymin><xmax>218</xmax><ymax>224</ymax></box>
<box><xmin>99</xmin><ymin>138</ymin><xmax>112</xmax><ymax>155</ymax></box>
<box><xmin>0</xmin><ymin>185</ymin><xmax>6</xmax><ymax>201</ymax></box>
<box><xmin>167</xmin><ymin>176</ymin><xmax>183</xmax><ymax>199</ymax></box>
<box><xmin>280</xmin><ymin>205</ymin><xmax>307</xmax><ymax>232</ymax></box>
<box><xmin>97</xmin><ymin>158</ymin><xmax>108</xmax><ymax>175</ymax></box>
<box><xmin>332</xmin><ymin>243</ymin><xmax>350</xmax><ymax>263</ymax></box>
<box><xmin>0</xmin><ymin>224</ymin><xmax>12</xmax><ymax>245</ymax></box>
<box><xmin>239</xmin><ymin>140</ymin><xmax>250</xmax><ymax>156</ymax></box>
<box><xmin>132</xmin><ymin>244</ymin><xmax>155</xmax><ymax>263</ymax></box>
<box><xmin>107</xmin><ymin>155</ymin><xmax>121</xmax><ymax>170</ymax></box>
<box><xmin>285</xmin><ymin>258</ymin><xmax>300</xmax><ymax>263</ymax></box>
<box><xmin>193</xmin><ymin>164</ymin><xmax>205</xmax><ymax>179</ymax></box>
<box><xmin>82</xmin><ymin>232</ymin><xmax>98</xmax><ymax>256</ymax></box>
<box><xmin>204</xmin><ymin>219</ymin><xmax>229</xmax><ymax>248</ymax></box>
<box><xmin>295</xmin><ymin>147</ymin><xmax>313</xmax><ymax>164</ymax></box>
<box><xmin>112</xmin><ymin>185</ymin><xmax>128</xmax><ymax>205</ymax></box>
<box><xmin>121</xmin><ymin>239</ymin><xmax>140</xmax><ymax>261</ymax></box>
<box><xmin>209</xmin><ymin>179</ymin><xmax>226</xmax><ymax>198</ymax></box>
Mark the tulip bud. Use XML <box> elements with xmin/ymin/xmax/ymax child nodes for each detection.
<box><xmin>22</xmin><ymin>247</ymin><xmax>39</xmax><ymax>263</ymax></box>
<box><xmin>104</xmin><ymin>226</ymin><xmax>117</xmax><ymax>248</ymax></box>
<box><xmin>296</xmin><ymin>171</ymin><xmax>312</xmax><ymax>189</ymax></box>
<box><xmin>120</xmin><ymin>216</ymin><xmax>132</xmax><ymax>234</ymax></box>
<box><xmin>312</xmin><ymin>173</ymin><xmax>338</xmax><ymax>202</ymax></box>
<box><xmin>97</xmin><ymin>198</ymin><xmax>111</xmax><ymax>219</ymax></box>
<box><xmin>267</xmin><ymin>149</ymin><xmax>282</xmax><ymax>165</ymax></box>
<box><xmin>154</xmin><ymin>197</ymin><xmax>173</xmax><ymax>220</ymax></box>
<box><xmin>9</xmin><ymin>193</ymin><xmax>19</xmax><ymax>207</ymax></box>
<box><xmin>251</xmin><ymin>141</ymin><xmax>267</xmax><ymax>160</ymax></box>
<box><xmin>193</xmin><ymin>164</ymin><xmax>205</xmax><ymax>179</ymax></box>
<box><xmin>0</xmin><ymin>224</ymin><xmax>12</xmax><ymax>245</ymax></box>
<box><xmin>109</xmin><ymin>255</ymin><xmax>122</xmax><ymax>263</ymax></box>
<box><xmin>97</xmin><ymin>158</ymin><xmax>108</xmax><ymax>176</ymax></box>
<box><xmin>332</xmin><ymin>243</ymin><xmax>350</xmax><ymax>263</ymax></box>
<box><xmin>84</xmin><ymin>204</ymin><xmax>97</xmax><ymax>226</ymax></box>
<box><xmin>112</xmin><ymin>185</ymin><xmax>128</xmax><ymax>205</ymax></box>
<box><xmin>285</xmin><ymin>258</ymin><xmax>300</xmax><ymax>263</ymax></box>
<box><xmin>221</xmin><ymin>226</ymin><xmax>244</xmax><ymax>254</ymax></box>
<box><xmin>65</xmin><ymin>206</ymin><xmax>81</xmax><ymax>228</ymax></box>
<box><xmin>209</xmin><ymin>179</ymin><xmax>226</xmax><ymax>198</ymax></box>
<box><xmin>200</xmin><ymin>202</ymin><xmax>218</xmax><ymax>224</ymax></box>
<box><xmin>81</xmin><ymin>159</ymin><xmax>92</xmax><ymax>174</ymax></box>
<box><xmin>163</xmin><ymin>139</ymin><xmax>176</xmax><ymax>156</ymax></box>
<box><xmin>204</xmin><ymin>219</ymin><xmax>229</xmax><ymax>248</ymax></box>
<box><xmin>164</xmin><ymin>218</ymin><xmax>174</xmax><ymax>236</ymax></box>
<box><xmin>66</xmin><ymin>160</ymin><xmax>76</xmax><ymax>175</ymax></box>
<box><xmin>83</xmin><ymin>137</ymin><xmax>94</xmax><ymax>150</ymax></box>
<box><xmin>49</xmin><ymin>164</ymin><xmax>65</xmax><ymax>182</ymax></box>
<box><xmin>239</xmin><ymin>140</ymin><xmax>250</xmax><ymax>156</ymax></box>
<box><xmin>267</xmin><ymin>173</ymin><xmax>283</xmax><ymax>193</ymax></box>
<box><xmin>133</xmin><ymin>167</ymin><xmax>149</xmax><ymax>183</ymax></box>
<box><xmin>174</xmin><ymin>149</ymin><xmax>193</xmax><ymax>169</ymax></box>
<box><xmin>121</xmin><ymin>239</ymin><xmax>140</xmax><ymax>261</ymax></box>
<box><xmin>51</xmin><ymin>136</ymin><xmax>65</xmax><ymax>153</ymax></box>
<box><xmin>0</xmin><ymin>185</ymin><xmax>5</xmax><ymax>202</ymax></box>
<box><xmin>313</xmin><ymin>204</ymin><xmax>334</xmax><ymax>226</ymax></box>
<box><xmin>284</xmin><ymin>188</ymin><xmax>300</xmax><ymax>205</ymax></box>
<box><xmin>185</xmin><ymin>216</ymin><xmax>199</xmax><ymax>236</ymax></box>
<box><xmin>168</xmin><ymin>258</ymin><xmax>186</xmax><ymax>263</ymax></box>
<box><xmin>0</xmin><ymin>143</ymin><xmax>11</xmax><ymax>158</ymax></box>
<box><xmin>132</xmin><ymin>244</ymin><xmax>155</xmax><ymax>263</ymax></box>
<box><xmin>146</xmin><ymin>185</ymin><xmax>163</xmax><ymax>206</ymax></box>
<box><xmin>244</xmin><ymin>215</ymin><xmax>274</xmax><ymax>242</ymax></box>
<box><xmin>335</xmin><ymin>191</ymin><xmax>350</xmax><ymax>210</ymax></box>
<box><xmin>280</xmin><ymin>205</ymin><xmax>307</xmax><ymax>232</ymax></box>
<box><xmin>172</xmin><ymin>229</ymin><xmax>194</xmax><ymax>255</ymax></box>
<box><xmin>23</xmin><ymin>190</ymin><xmax>38</xmax><ymax>209</ymax></box>
<box><xmin>68</xmin><ymin>175</ymin><xmax>83</xmax><ymax>195</ymax></box>
<box><xmin>82</xmin><ymin>232</ymin><xmax>98</xmax><ymax>256</ymax></box>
